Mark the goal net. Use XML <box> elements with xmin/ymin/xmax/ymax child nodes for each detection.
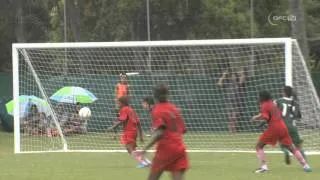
<box><xmin>12</xmin><ymin>38</ymin><xmax>320</xmax><ymax>153</ymax></box>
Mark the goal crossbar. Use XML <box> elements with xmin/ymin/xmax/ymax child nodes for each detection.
<box><xmin>12</xmin><ymin>38</ymin><xmax>292</xmax><ymax>49</ymax></box>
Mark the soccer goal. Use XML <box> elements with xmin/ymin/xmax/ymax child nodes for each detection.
<box><xmin>12</xmin><ymin>38</ymin><xmax>320</xmax><ymax>154</ymax></box>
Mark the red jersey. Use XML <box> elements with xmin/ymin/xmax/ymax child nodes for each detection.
<box><xmin>260</xmin><ymin>100</ymin><xmax>286</xmax><ymax>128</ymax></box>
<box><xmin>116</xmin><ymin>83</ymin><xmax>129</xmax><ymax>99</ymax></box>
<box><xmin>259</xmin><ymin>100</ymin><xmax>293</xmax><ymax>146</ymax></box>
<box><xmin>119</xmin><ymin>106</ymin><xmax>140</xmax><ymax>133</ymax></box>
<box><xmin>152</xmin><ymin>102</ymin><xmax>186</xmax><ymax>153</ymax></box>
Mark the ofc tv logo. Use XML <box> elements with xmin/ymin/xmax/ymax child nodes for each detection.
<box><xmin>268</xmin><ymin>13</ymin><xmax>296</xmax><ymax>26</ymax></box>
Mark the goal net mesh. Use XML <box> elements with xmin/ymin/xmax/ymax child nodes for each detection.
<box><xmin>14</xmin><ymin>39</ymin><xmax>320</xmax><ymax>153</ymax></box>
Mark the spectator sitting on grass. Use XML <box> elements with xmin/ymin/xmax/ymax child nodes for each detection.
<box><xmin>63</xmin><ymin>102</ymin><xmax>87</xmax><ymax>135</ymax></box>
<box><xmin>23</xmin><ymin>104</ymin><xmax>41</xmax><ymax>135</ymax></box>
<box><xmin>38</xmin><ymin>112</ymin><xmax>50</xmax><ymax>136</ymax></box>
<box><xmin>55</xmin><ymin>103</ymin><xmax>69</xmax><ymax>128</ymax></box>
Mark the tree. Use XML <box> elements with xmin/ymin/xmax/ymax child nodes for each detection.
<box><xmin>290</xmin><ymin>0</ymin><xmax>309</xmax><ymax>58</ymax></box>
<box><xmin>196</xmin><ymin>0</ymin><xmax>251</xmax><ymax>39</ymax></box>
<box><xmin>306</xmin><ymin>0</ymin><xmax>320</xmax><ymax>71</ymax></box>
<box><xmin>253</xmin><ymin>0</ymin><xmax>290</xmax><ymax>37</ymax></box>
<box><xmin>0</xmin><ymin>0</ymin><xmax>50</xmax><ymax>71</ymax></box>
<box><xmin>0</xmin><ymin>0</ymin><xmax>15</xmax><ymax>71</ymax></box>
<box><xmin>0</xmin><ymin>0</ymin><xmax>319</xmax><ymax>72</ymax></box>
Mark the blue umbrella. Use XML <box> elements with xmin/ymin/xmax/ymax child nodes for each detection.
<box><xmin>6</xmin><ymin>95</ymin><xmax>50</xmax><ymax>117</ymax></box>
<box><xmin>50</xmin><ymin>86</ymin><xmax>97</xmax><ymax>104</ymax></box>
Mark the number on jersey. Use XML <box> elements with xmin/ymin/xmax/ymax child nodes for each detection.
<box><xmin>281</xmin><ymin>103</ymin><xmax>296</xmax><ymax>117</ymax></box>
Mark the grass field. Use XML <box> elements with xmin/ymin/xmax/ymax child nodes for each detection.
<box><xmin>1</xmin><ymin>131</ymin><xmax>319</xmax><ymax>180</ymax></box>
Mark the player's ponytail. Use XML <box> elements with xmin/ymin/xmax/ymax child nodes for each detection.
<box><xmin>143</xmin><ymin>96</ymin><xmax>155</xmax><ymax>105</ymax></box>
<box><xmin>284</xmin><ymin>86</ymin><xmax>293</xmax><ymax>98</ymax></box>
<box><xmin>154</xmin><ymin>83</ymin><xmax>169</xmax><ymax>102</ymax></box>
<box><xmin>118</xmin><ymin>96</ymin><xmax>130</xmax><ymax>106</ymax></box>
<box><xmin>291</xmin><ymin>90</ymin><xmax>302</xmax><ymax>118</ymax></box>
<box><xmin>258</xmin><ymin>90</ymin><xmax>272</xmax><ymax>102</ymax></box>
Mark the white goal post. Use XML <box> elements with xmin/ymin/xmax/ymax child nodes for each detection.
<box><xmin>12</xmin><ymin>38</ymin><xmax>320</xmax><ymax>154</ymax></box>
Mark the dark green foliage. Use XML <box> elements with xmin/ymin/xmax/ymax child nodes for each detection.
<box><xmin>0</xmin><ymin>0</ymin><xmax>320</xmax><ymax>72</ymax></box>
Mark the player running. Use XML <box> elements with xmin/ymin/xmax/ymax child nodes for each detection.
<box><xmin>274</xmin><ymin>86</ymin><xmax>306</xmax><ymax>165</ymax></box>
<box><xmin>251</xmin><ymin>90</ymin><xmax>311</xmax><ymax>173</ymax></box>
<box><xmin>136</xmin><ymin>84</ymin><xmax>189</xmax><ymax>180</ymax></box>
<box><xmin>112</xmin><ymin>73</ymin><xmax>130</xmax><ymax>139</ymax></box>
<box><xmin>106</xmin><ymin>96</ymin><xmax>151</xmax><ymax>168</ymax></box>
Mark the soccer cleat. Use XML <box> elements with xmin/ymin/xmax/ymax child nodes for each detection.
<box><xmin>285</xmin><ymin>154</ymin><xmax>291</xmax><ymax>165</ymax></box>
<box><xmin>254</xmin><ymin>168</ymin><xmax>269</xmax><ymax>173</ymax></box>
<box><xmin>303</xmin><ymin>165</ymin><xmax>312</xmax><ymax>172</ymax></box>
<box><xmin>304</xmin><ymin>168</ymin><xmax>312</xmax><ymax>172</ymax></box>
<box><xmin>144</xmin><ymin>159</ymin><xmax>152</xmax><ymax>165</ymax></box>
<box><xmin>136</xmin><ymin>163</ymin><xmax>150</xmax><ymax>168</ymax></box>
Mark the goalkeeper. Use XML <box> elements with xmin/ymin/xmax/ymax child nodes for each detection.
<box><xmin>274</xmin><ymin>86</ymin><xmax>307</xmax><ymax>165</ymax></box>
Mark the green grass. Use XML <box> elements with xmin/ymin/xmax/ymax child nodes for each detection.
<box><xmin>1</xmin><ymin>132</ymin><xmax>319</xmax><ymax>180</ymax></box>
<box><xmin>18</xmin><ymin>130</ymin><xmax>320</xmax><ymax>152</ymax></box>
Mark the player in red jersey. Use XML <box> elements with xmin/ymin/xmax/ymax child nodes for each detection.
<box><xmin>251</xmin><ymin>90</ymin><xmax>311</xmax><ymax>173</ymax></box>
<box><xmin>107</xmin><ymin>96</ymin><xmax>151</xmax><ymax>168</ymax></box>
<box><xmin>112</xmin><ymin>73</ymin><xmax>130</xmax><ymax>139</ymax></box>
<box><xmin>136</xmin><ymin>84</ymin><xmax>189</xmax><ymax>180</ymax></box>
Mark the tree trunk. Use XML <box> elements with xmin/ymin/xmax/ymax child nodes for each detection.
<box><xmin>15</xmin><ymin>0</ymin><xmax>26</xmax><ymax>42</ymax></box>
<box><xmin>290</xmin><ymin>0</ymin><xmax>309</xmax><ymax>58</ymax></box>
<box><xmin>66</xmin><ymin>0</ymin><xmax>85</xmax><ymax>74</ymax></box>
<box><xmin>66</xmin><ymin>0</ymin><xmax>81</xmax><ymax>41</ymax></box>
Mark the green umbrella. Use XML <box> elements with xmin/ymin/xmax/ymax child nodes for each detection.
<box><xmin>50</xmin><ymin>86</ymin><xmax>97</xmax><ymax>104</ymax></box>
